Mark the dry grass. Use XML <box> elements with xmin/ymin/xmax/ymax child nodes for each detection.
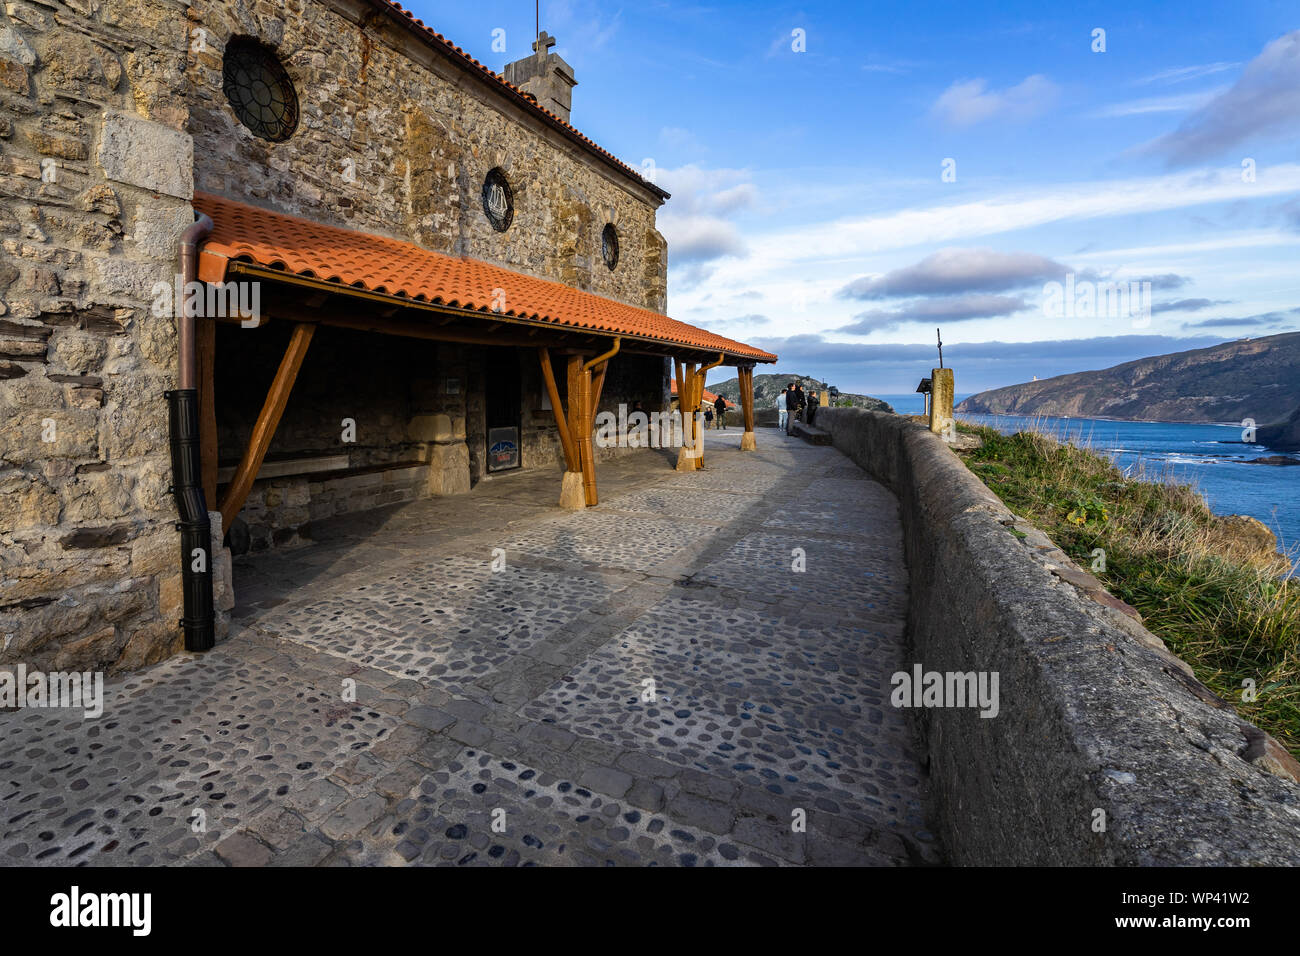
<box><xmin>958</xmin><ymin>422</ymin><xmax>1300</xmax><ymax>755</ymax></box>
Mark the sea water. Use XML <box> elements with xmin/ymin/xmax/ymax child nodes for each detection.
<box><xmin>873</xmin><ymin>395</ymin><xmax>1298</xmax><ymax>567</ymax></box>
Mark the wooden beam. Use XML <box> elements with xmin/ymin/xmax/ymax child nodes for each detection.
<box><xmin>218</xmin><ymin>322</ymin><xmax>315</xmax><ymax>531</ymax></box>
<box><xmin>538</xmin><ymin>347</ymin><xmax>577</xmax><ymax>471</ymax></box>
<box><xmin>250</xmin><ymin>300</ymin><xmax>570</xmax><ymax>350</ymax></box>
<box><xmin>196</xmin><ymin>317</ymin><xmax>218</xmax><ymax>505</ymax></box>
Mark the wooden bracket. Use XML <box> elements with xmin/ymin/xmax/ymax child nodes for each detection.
<box><xmin>218</xmin><ymin>322</ymin><xmax>315</xmax><ymax>531</ymax></box>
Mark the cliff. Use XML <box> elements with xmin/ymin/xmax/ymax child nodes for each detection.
<box><xmin>1258</xmin><ymin>404</ymin><xmax>1300</xmax><ymax>451</ymax></box>
<box><xmin>955</xmin><ymin>332</ymin><xmax>1300</xmax><ymax>429</ymax></box>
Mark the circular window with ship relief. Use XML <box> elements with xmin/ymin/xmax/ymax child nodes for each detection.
<box><xmin>601</xmin><ymin>223</ymin><xmax>619</xmax><ymax>271</ymax></box>
<box><xmin>481</xmin><ymin>168</ymin><xmax>514</xmax><ymax>232</ymax></box>
<box><xmin>222</xmin><ymin>38</ymin><xmax>299</xmax><ymax>142</ymax></box>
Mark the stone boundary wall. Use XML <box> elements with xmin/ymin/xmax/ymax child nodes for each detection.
<box><xmin>814</xmin><ymin>407</ymin><xmax>1300</xmax><ymax>865</ymax></box>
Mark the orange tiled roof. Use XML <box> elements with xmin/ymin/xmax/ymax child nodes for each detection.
<box><xmin>364</xmin><ymin>1</ymin><xmax>666</xmax><ymax>199</ymax></box>
<box><xmin>193</xmin><ymin>193</ymin><xmax>777</xmax><ymax>363</ymax></box>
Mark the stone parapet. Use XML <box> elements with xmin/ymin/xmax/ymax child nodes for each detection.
<box><xmin>815</xmin><ymin>406</ymin><xmax>1300</xmax><ymax>865</ymax></box>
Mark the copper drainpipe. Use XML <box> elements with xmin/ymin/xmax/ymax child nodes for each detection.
<box><xmin>178</xmin><ymin>213</ymin><xmax>214</xmax><ymax>388</ymax></box>
<box><xmin>166</xmin><ymin>211</ymin><xmax>216</xmax><ymax>651</ymax></box>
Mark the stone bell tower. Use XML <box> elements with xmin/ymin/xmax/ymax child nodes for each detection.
<box><xmin>504</xmin><ymin>31</ymin><xmax>577</xmax><ymax>124</ymax></box>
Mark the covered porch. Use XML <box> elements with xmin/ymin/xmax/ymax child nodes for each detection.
<box><xmin>190</xmin><ymin>193</ymin><xmax>775</xmax><ymax>567</ymax></box>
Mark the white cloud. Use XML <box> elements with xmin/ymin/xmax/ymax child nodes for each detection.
<box><xmin>1090</xmin><ymin>87</ymin><xmax>1227</xmax><ymax>118</ymax></box>
<box><xmin>738</xmin><ymin>164</ymin><xmax>1300</xmax><ymax>264</ymax></box>
<box><xmin>657</xmin><ymin>165</ymin><xmax>758</xmax><ymax>273</ymax></box>
<box><xmin>930</xmin><ymin>74</ymin><xmax>1059</xmax><ymax>127</ymax></box>
<box><xmin>662</xmin><ymin>214</ymin><xmax>747</xmax><ymax>264</ymax></box>
<box><xmin>1142</xmin><ymin>30</ymin><xmax>1300</xmax><ymax>164</ymax></box>
<box><xmin>1134</xmin><ymin>62</ymin><xmax>1240</xmax><ymax>86</ymax></box>
<box><xmin>841</xmin><ymin>249</ymin><xmax>1072</xmax><ymax>299</ymax></box>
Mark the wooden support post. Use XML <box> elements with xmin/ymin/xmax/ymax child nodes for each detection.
<box><xmin>218</xmin><ymin>322</ymin><xmax>315</xmax><ymax>532</ymax></box>
<box><xmin>196</xmin><ymin>318</ymin><xmax>218</xmax><ymax>503</ymax></box>
<box><xmin>673</xmin><ymin>357</ymin><xmax>685</xmax><ymax>421</ymax></box>
<box><xmin>676</xmin><ymin>361</ymin><xmax>697</xmax><ymax>471</ymax></box>
<box><xmin>572</xmin><ymin>338</ymin><xmax>620</xmax><ymax>508</ymax></box>
<box><xmin>693</xmin><ymin>353</ymin><xmax>725</xmax><ymax>469</ymax></box>
<box><xmin>559</xmin><ymin>353</ymin><xmax>588</xmax><ymax>509</ymax></box>
<box><xmin>538</xmin><ymin>347</ymin><xmax>577</xmax><ymax>472</ymax></box>
<box><xmin>740</xmin><ymin>364</ymin><xmax>757</xmax><ymax>451</ymax></box>
<box><xmin>578</xmin><ymin>366</ymin><xmax>597</xmax><ymax>506</ymax></box>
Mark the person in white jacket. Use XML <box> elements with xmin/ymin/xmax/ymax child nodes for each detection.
<box><xmin>776</xmin><ymin>388</ymin><xmax>788</xmax><ymax>430</ymax></box>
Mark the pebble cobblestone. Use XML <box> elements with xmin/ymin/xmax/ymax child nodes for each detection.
<box><xmin>0</xmin><ymin>430</ymin><xmax>939</xmax><ymax>866</ymax></box>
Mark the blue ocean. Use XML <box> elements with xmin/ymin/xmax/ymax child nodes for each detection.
<box><xmin>874</xmin><ymin>393</ymin><xmax>1299</xmax><ymax>565</ymax></box>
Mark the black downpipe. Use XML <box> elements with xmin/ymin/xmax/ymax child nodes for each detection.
<box><xmin>166</xmin><ymin>387</ymin><xmax>215</xmax><ymax>651</ymax></box>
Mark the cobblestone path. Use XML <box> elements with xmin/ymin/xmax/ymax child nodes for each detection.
<box><xmin>1</xmin><ymin>430</ymin><xmax>940</xmax><ymax>866</ymax></box>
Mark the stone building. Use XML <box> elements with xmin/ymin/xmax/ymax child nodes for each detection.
<box><xmin>0</xmin><ymin>0</ymin><xmax>774</xmax><ymax>675</ymax></box>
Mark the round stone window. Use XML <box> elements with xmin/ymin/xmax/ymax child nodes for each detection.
<box><xmin>222</xmin><ymin>37</ymin><xmax>299</xmax><ymax>142</ymax></box>
<box><xmin>481</xmin><ymin>168</ymin><xmax>514</xmax><ymax>232</ymax></box>
<box><xmin>601</xmin><ymin>223</ymin><xmax>619</xmax><ymax>271</ymax></box>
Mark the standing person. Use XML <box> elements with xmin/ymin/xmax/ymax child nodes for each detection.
<box><xmin>792</xmin><ymin>382</ymin><xmax>806</xmax><ymax>425</ymax></box>
<box><xmin>714</xmin><ymin>395</ymin><xmax>728</xmax><ymax>429</ymax></box>
<box><xmin>776</xmin><ymin>386</ymin><xmax>788</xmax><ymax>431</ymax></box>
<box><xmin>703</xmin><ymin>405</ymin><xmax>714</xmax><ymax>429</ymax></box>
<box><xmin>806</xmin><ymin>387</ymin><xmax>820</xmax><ymax>426</ymax></box>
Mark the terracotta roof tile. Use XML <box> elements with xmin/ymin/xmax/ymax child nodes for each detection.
<box><xmin>193</xmin><ymin>192</ymin><xmax>777</xmax><ymax>363</ymax></box>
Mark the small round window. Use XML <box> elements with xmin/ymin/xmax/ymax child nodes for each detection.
<box><xmin>222</xmin><ymin>38</ymin><xmax>299</xmax><ymax>142</ymax></box>
<box><xmin>601</xmin><ymin>223</ymin><xmax>619</xmax><ymax>270</ymax></box>
<box><xmin>482</xmin><ymin>168</ymin><xmax>514</xmax><ymax>232</ymax></box>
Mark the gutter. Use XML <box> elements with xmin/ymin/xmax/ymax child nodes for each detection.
<box><xmin>164</xmin><ymin>212</ymin><xmax>216</xmax><ymax>652</ymax></box>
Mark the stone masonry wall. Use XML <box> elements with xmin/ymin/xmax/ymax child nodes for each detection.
<box><xmin>815</xmin><ymin>407</ymin><xmax>1300</xmax><ymax>865</ymax></box>
<box><xmin>2</xmin><ymin>0</ymin><xmax>673</xmax><ymax>674</ymax></box>
<box><xmin>185</xmin><ymin>0</ymin><xmax>668</xmax><ymax>313</ymax></box>
<box><xmin>0</xmin><ymin>0</ymin><xmax>201</xmax><ymax>674</ymax></box>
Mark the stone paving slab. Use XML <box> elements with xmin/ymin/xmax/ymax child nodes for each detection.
<box><xmin>341</xmin><ymin>749</ymin><xmax>761</xmax><ymax>866</ymax></box>
<box><xmin>0</xmin><ymin>652</ymin><xmax>400</xmax><ymax>866</ymax></box>
<box><xmin>686</xmin><ymin>530</ymin><xmax>907</xmax><ymax>617</ymax></box>
<box><xmin>520</xmin><ymin>596</ymin><xmax>926</xmax><ymax>835</ymax></box>
<box><xmin>0</xmin><ymin>429</ymin><xmax>940</xmax><ymax>867</ymax></box>
<box><xmin>251</xmin><ymin>561</ymin><xmax>627</xmax><ymax>691</ymax></box>
<box><xmin>501</xmin><ymin>509</ymin><xmax>723</xmax><ymax>573</ymax></box>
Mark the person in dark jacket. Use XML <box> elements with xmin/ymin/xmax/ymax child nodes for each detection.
<box><xmin>791</xmin><ymin>383</ymin><xmax>806</xmax><ymax>428</ymax></box>
<box><xmin>714</xmin><ymin>395</ymin><xmax>728</xmax><ymax>429</ymax></box>
<box><xmin>806</xmin><ymin>388</ymin><xmax>820</xmax><ymax>426</ymax></box>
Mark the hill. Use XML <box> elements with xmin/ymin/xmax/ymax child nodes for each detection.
<box><xmin>710</xmin><ymin>373</ymin><xmax>894</xmax><ymax>413</ymax></box>
<box><xmin>956</xmin><ymin>333</ymin><xmax>1300</xmax><ymax>438</ymax></box>
<box><xmin>1258</xmin><ymin>405</ymin><xmax>1300</xmax><ymax>451</ymax></box>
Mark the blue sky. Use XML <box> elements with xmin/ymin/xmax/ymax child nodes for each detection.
<box><xmin>405</xmin><ymin>0</ymin><xmax>1300</xmax><ymax>394</ymax></box>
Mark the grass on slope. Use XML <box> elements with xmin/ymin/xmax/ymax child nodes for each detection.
<box><xmin>957</xmin><ymin>422</ymin><xmax>1300</xmax><ymax>757</ymax></box>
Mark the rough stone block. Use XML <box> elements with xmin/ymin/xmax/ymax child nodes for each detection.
<box><xmin>577</xmin><ymin>765</ymin><xmax>633</xmax><ymax>798</ymax></box>
<box><xmin>97</xmin><ymin>110</ymin><xmax>193</xmax><ymax>199</ymax></box>
<box><xmin>427</xmin><ymin>440</ymin><xmax>469</xmax><ymax>495</ymax></box>
<box><xmin>408</xmin><ymin>412</ymin><xmax>452</xmax><ymax>442</ymax></box>
<box><xmin>214</xmin><ymin>831</ymin><xmax>273</xmax><ymax>867</ymax></box>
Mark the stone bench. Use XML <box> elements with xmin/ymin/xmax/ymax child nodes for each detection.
<box><xmin>792</xmin><ymin>421</ymin><xmax>831</xmax><ymax>445</ymax></box>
